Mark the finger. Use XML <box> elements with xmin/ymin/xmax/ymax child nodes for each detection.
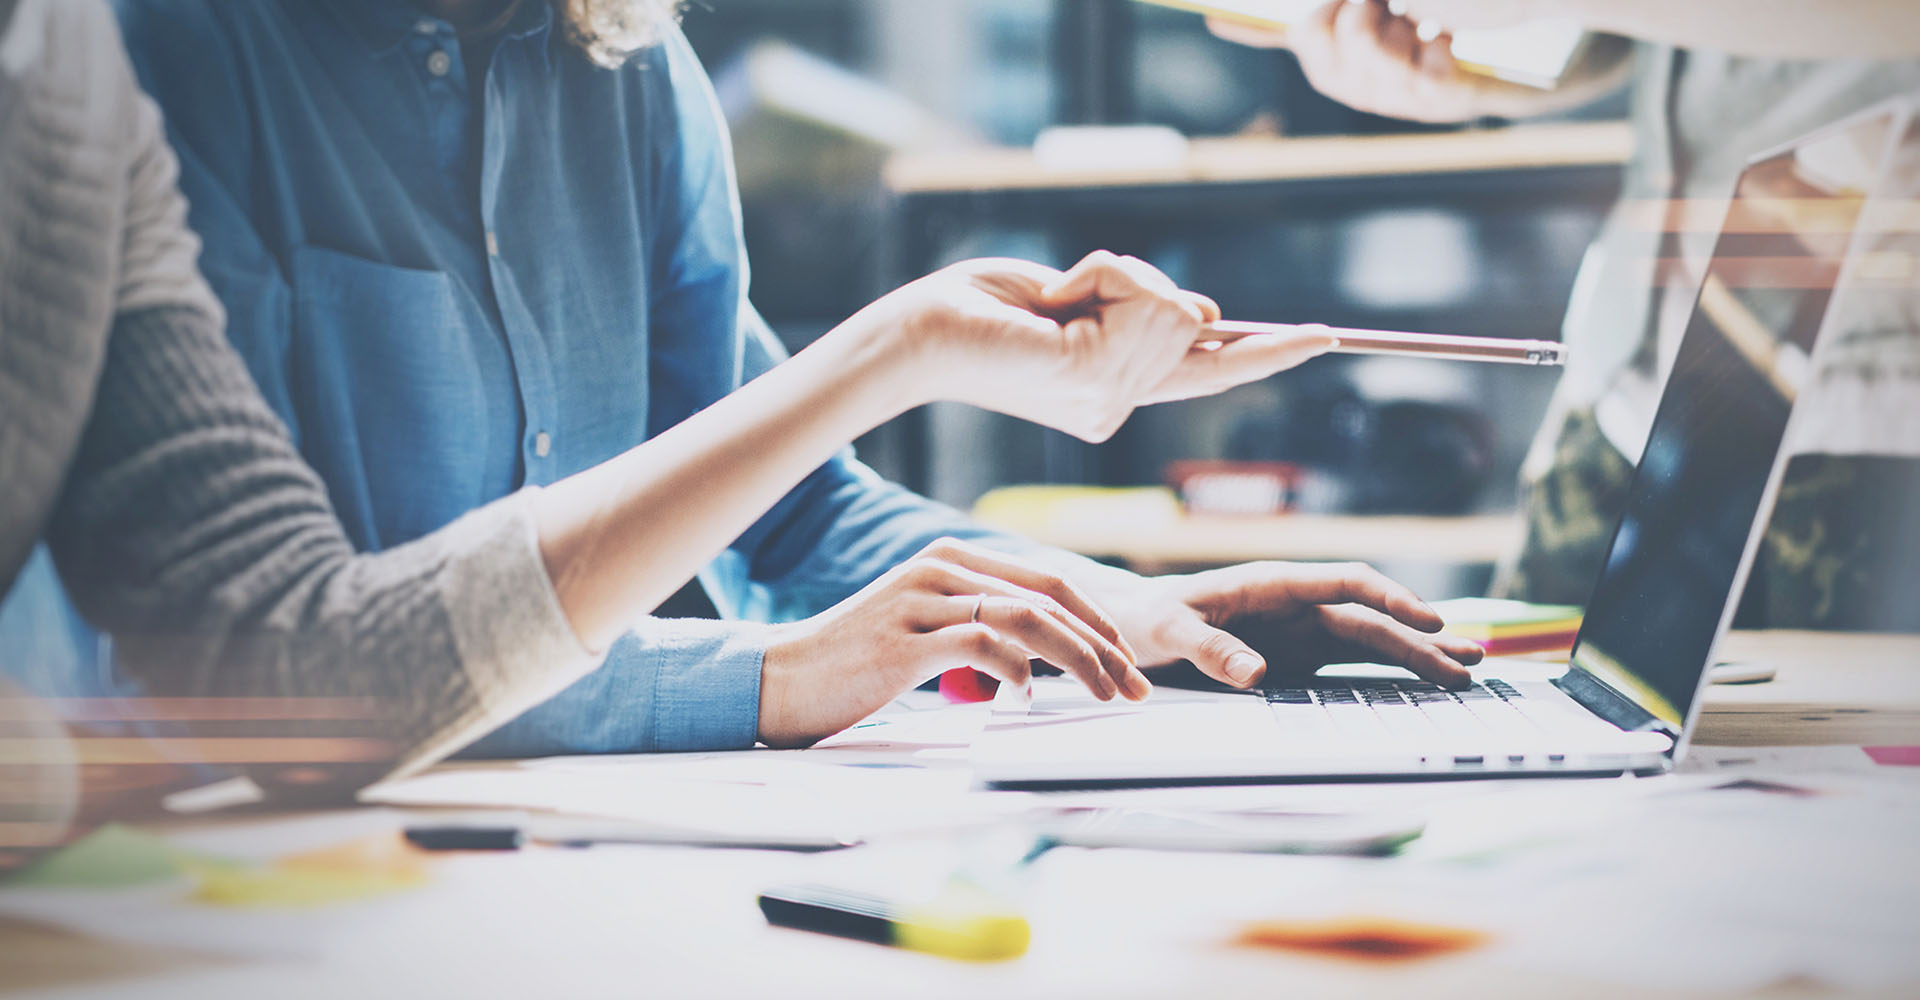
<box><xmin>918</xmin><ymin>539</ymin><xmax>1140</xmax><ymax>666</ymax></box>
<box><xmin>1317</xmin><ymin>605</ymin><xmax>1475</xmax><ymax>687</ymax></box>
<box><xmin>1413</xmin><ymin>30</ymin><xmax>1458</xmax><ymax>79</ymax></box>
<box><xmin>1037</xmin><ymin>250</ymin><xmax>1146</xmax><ymax>310</ymax></box>
<box><xmin>1157</xmin><ymin>611</ymin><xmax>1264</xmax><ymax>689</ymax></box>
<box><xmin>1198</xmin><ymin>321</ymin><xmax>1334</xmax><ymax>345</ymax></box>
<box><xmin>1335</xmin><ymin>0</ymin><xmax>1385</xmax><ymax>48</ymax></box>
<box><xmin>929</xmin><ymin>623</ymin><xmax>1034</xmax><ymax>691</ymax></box>
<box><xmin>947</xmin><ymin>593</ymin><xmax>1116</xmax><ymax>700</ymax></box>
<box><xmin>1280</xmin><ymin>3</ymin><xmax>1341</xmax><ymax>70</ymax></box>
<box><xmin>902</xmin><ymin>551</ymin><xmax>1132</xmax><ymax>688</ymax></box>
<box><xmin>1432</xmin><ymin>630</ymin><xmax>1488</xmax><ymax>664</ymax></box>
<box><xmin>1143</xmin><ymin>332</ymin><xmax>1339</xmax><ymax>404</ymax></box>
<box><xmin>1374</xmin><ymin>8</ymin><xmax>1420</xmax><ymax>65</ymax></box>
<box><xmin>1321</xmin><ymin>623</ymin><xmax>1486</xmax><ymax>670</ymax></box>
<box><xmin>1204</xmin><ymin>16</ymin><xmax>1289</xmax><ymax>49</ymax></box>
<box><xmin>1041</xmin><ymin>253</ymin><xmax>1197</xmax><ymax>327</ymax></box>
<box><xmin>1314</xmin><ymin>0</ymin><xmax>1346</xmax><ymax>36</ymax></box>
<box><xmin>1230</xmin><ymin>561</ymin><xmax>1446</xmax><ymax>633</ymax></box>
<box><xmin>1104</xmin><ymin>253</ymin><xmax>1185</xmax><ymax>299</ymax></box>
<box><xmin>918</xmin><ymin>550</ymin><xmax>1144</xmax><ymax>699</ymax></box>
<box><xmin>1184</xmin><ymin>290</ymin><xmax>1223</xmax><ymax>324</ymax></box>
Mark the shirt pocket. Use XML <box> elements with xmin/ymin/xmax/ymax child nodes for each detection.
<box><xmin>289</xmin><ymin>245</ymin><xmax>519</xmax><ymax>549</ymax></box>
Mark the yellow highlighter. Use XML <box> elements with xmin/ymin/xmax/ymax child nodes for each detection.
<box><xmin>758</xmin><ymin>884</ymin><xmax>1030</xmax><ymax>962</ymax></box>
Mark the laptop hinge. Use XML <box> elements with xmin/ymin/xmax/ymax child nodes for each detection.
<box><xmin>1553</xmin><ymin>666</ymin><xmax>1670</xmax><ymax>737</ymax></box>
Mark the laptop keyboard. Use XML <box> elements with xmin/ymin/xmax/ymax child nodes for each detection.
<box><xmin>1263</xmin><ymin>677</ymin><xmax>1564</xmax><ymax>762</ymax></box>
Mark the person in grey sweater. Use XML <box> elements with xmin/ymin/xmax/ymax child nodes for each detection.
<box><xmin>4</xmin><ymin>0</ymin><xmax>1463</xmax><ymax>831</ymax></box>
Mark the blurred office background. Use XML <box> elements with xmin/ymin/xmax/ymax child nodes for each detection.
<box><xmin>683</xmin><ymin>0</ymin><xmax>1633</xmax><ymax>597</ymax></box>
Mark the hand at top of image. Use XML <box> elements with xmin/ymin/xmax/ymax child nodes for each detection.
<box><xmin>1209</xmin><ymin>0</ymin><xmax>1599</xmax><ymax>123</ymax></box>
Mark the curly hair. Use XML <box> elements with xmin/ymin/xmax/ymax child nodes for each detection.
<box><xmin>553</xmin><ymin>0</ymin><xmax>682</xmax><ymax>68</ymax></box>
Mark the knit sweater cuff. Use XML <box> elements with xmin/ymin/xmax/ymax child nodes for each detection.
<box><xmin>385</xmin><ymin>487</ymin><xmax>602</xmax><ymax>778</ymax></box>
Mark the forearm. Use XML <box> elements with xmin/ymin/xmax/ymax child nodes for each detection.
<box><xmin>1542</xmin><ymin>0</ymin><xmax>1920</xmax><ymax>58</ymax></box>
<box><xmin>50</xmin><ymin>307</ymin><xmax>600</xmax><ymax>780</ymax></box>
<box><xmin>533</xmin><ymin>307</ymin><xmax>926</xmax><ymax>651</ymax></box>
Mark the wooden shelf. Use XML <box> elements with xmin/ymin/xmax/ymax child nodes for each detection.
<box><xmin>971</xmin><ymin>487</ymin><xmax>1522</xmax><ymax>568</ymax></box>
<box><xmin>887</xmin><ymin>120</ymin><xmax>1632</xmax><ymax>194</ymax></box>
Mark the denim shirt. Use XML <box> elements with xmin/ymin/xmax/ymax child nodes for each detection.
<box><xmin>108</xmin><ymin>0</ymin><xmax>1009</xmax><ymax>754</ymax></box>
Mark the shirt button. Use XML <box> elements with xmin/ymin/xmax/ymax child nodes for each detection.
<box><xmin>426</xmin><ymin>49</ymin><xmax>452</xmax><ymax>77</ymax></box>
<box><xmin>414</xmin><ymin>18</ymin><xmax>438</xmax><ymax>35</ymax></box>
<box><xmin>486</xmin><ymin>230</ymin><xmax>501</xmax><ymax>257</ymax></box>
<box><xmin>533</xmin><ymin>432</ymin><xmax>552</xmax><ymax>458</ymax></box>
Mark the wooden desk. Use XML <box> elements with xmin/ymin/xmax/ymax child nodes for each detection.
<box><xmin>2</xmin><ymin>631</ymin><xmax>1913</xmax><ymax>999</ymax></box>
<box><xmin>1695</xmin><ymin>630</ymin><xmax>1920</xmax><ymax>747</ymax></box>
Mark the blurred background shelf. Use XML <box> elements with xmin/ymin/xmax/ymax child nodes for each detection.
<box><xmin>682</xmin><ymin>0</ymin><xmax>1630</xmax><ymax>599</ymax></box>
<box><xmin>970</xmin><ymin>486</ymin><xmax>1521</xmax><ymax>573</ymax></box>
<box><xmin>886</xmin><ymin>120</ymin><xmax>1632</xmax><ymax>193</ymax></box>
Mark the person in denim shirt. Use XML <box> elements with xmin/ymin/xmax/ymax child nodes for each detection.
<box><xmin>83</xmin><ymin>0</ymin><xmax>1481</xmax><ymax>756</ymax></box>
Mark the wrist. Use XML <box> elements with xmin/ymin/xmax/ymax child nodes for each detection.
<box><xmin>813</xmin><ymin>300</ymin><xmax>941</xmax><ymax>418</ymax></box>
<box><xmin>756</xmin><ymin>626</ymin><xmax>798</xmax><ymax>747</ymax></box>
<box><xmin>756</xmin><ymin>621</ymin><xmax>825</xmax><ymax>749</ymax></box>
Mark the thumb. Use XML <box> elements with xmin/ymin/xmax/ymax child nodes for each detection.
<box><xmin>1165</xmin><ymin>612</ymin><xmax>1267</xmax><ymax>688</ymax></box>
<box><xmin>1145</xmin><ymin>332</ymin><xmax>1339</xmax><ymax>404</ymax></box>
<box><xmin>1038</xmin><ymin>250</ymin><xmax>1139</xmax><ymax>311</ymax></box>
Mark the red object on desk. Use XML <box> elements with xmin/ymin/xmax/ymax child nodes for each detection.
<box><xmin>939</xmin><ymin>667</ymin><xmax>1000</xmax><ymax>703</ymax></box>
<box><xmin>1866</xmin><ymin>746</ymin><xmax>1920</xmax><ymax>767</ymax></box>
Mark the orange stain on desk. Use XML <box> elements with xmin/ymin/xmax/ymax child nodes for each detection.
<box><xmin>1235</xmin><ymin>916</ymin><xmax>1490</xmax><ymax>963</ymax></box>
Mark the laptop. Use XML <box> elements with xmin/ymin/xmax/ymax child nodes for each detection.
<box><xmin>973</xmin><ymin>102</ymin><xmax>1913</xmax><ymax>787</ymax></box>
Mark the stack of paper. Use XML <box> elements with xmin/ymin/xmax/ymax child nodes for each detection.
<box><xmin>1433</xmin><ymin>598</ymin><xmax>1582</xmax><ymax>657</ymax></box>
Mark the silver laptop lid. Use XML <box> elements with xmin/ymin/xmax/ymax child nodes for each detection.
<box><xmin>1551</xmin><ymin>102</ymin><xmax>1912</xmax><ymax>757</ymax></box>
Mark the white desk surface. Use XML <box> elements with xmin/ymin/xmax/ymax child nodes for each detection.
<box><xmin>3</xmin><ymin>631</ymin><xmax>1916</xmax><ymax>999</ymax></box>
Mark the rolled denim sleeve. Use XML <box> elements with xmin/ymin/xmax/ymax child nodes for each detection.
<box><xmin>461</xmin><ymin>620</ymin><xmax>767</xmax><ymax>757</ymax></box>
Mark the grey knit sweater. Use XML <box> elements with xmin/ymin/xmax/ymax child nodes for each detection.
<box><xmin>0</xmin><ymin>0</ymin><xmax>599</xmax><ymax>782</ymax></box>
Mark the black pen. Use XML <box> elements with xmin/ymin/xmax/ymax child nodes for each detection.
<box><xmin>402</xmin><ymin>822</ymin><xmax>860</xmax><ymax>852</ymax></box>
<box><xmin>758</xmin><ymin>884</ymin><xmax>1030</xmax><ymax>961</ymax></box>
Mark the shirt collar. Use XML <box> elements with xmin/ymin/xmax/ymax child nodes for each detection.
<box><xmin>325</xmin><ymin>0</ymin><xmax>554</xmax><ymax>63</ymax></box>
<box><xmin>325</xmin><ymin>0</ymin><xmax>428</xmax><ymax>55</ymax></box>
<box><xmin>498</xmin><ymin>0</ymin><xmax>555</xmax><ymax>74</ymax></box>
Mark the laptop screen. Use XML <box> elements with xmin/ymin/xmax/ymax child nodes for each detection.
<box><xmin>1562</xmin><ymin>108</ymin><xmax>1902</xmax><ymax>734</ymax></box>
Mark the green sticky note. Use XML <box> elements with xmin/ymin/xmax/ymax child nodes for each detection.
<box><xmin>6</xmin><ymin>824</ymin><xmax>190</xmax><ymax>889</ymax></box>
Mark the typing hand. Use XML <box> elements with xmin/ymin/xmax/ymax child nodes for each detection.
<box><xmin>878</xmin><ymin>252</ymin><xmax>1334</xmax><ymax>442</ymax></box>
<box><xmin>756</xmin><ymin>538</ymin><xmax>1147</xmax><ymax>748</ymax></box>
<box><xmin>1075</xmin><ymin>560</ymin><xmax>1485</xmax><ymax>690</ymax></box>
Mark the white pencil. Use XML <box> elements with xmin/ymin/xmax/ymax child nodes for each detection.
<box><xmin>1206</xmin><ymin>320</ymin><xmax>1568</xmax><ymax>366</ymax></box>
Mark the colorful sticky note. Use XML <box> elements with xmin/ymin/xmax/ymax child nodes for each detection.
<box><xmin>190</xmin><ymin>833</ymin><xmax>430</xmax><ymax>908</ymax></box>
<box><xmin>7</xmin><ymin>824</ymin><xmax>190</xmax><ymax>890</ymax></box>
